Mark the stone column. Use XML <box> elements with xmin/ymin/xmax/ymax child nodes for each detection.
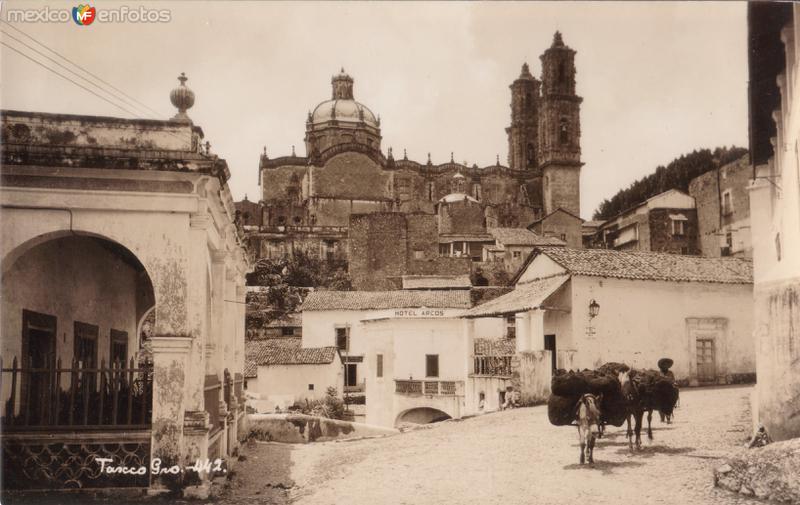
<box><xmin>461</xmin><ymin>318</ymin><xmax>476</xmax><ymax>414</ymax></box>
<box><xmin>208</xmin><ymin>251</ymin><xmax>227</xmax><ymax>378</ymax></box>
<box><xmin>515</xmin><ymin>312</ymin><xmax>530</xmax><ymax>353</ymax></box>
<box><xmin>149</xmin><ymin>335</ymin><xmax>193</xmax><ymax>493</ymax></box>
<box><xmin>528</xmin><ymin>310</ymin><xmax>546</xmax><ymax>351</ymax></box>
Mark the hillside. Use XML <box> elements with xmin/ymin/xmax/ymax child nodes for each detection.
<box><xmin>593</xmin><ymin>146</ymin><xmax>748</xmax><ymax>220</ymax></box>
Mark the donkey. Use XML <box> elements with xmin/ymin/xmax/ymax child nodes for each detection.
<box><xmin>575</xmin><ymin>393</ymin><xmax>603</xmax><ymax>464</ymax></box>
<box><xmin>618</xmin><ymin>370</ymin><xmax>645</xmax><ymax>450</ymax></box>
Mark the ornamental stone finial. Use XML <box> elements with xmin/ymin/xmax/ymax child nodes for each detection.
<box><xmin>170</xmin><ymin>72</ymin><xmax>195</xmax><ymax>124</ymax></box>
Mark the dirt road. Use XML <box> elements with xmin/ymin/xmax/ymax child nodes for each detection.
<box><xmin>221</xmin><ymin>385</ymin><xmax>761</xmax><ymax>505</ymax></box>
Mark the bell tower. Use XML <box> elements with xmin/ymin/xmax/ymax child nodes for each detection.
<box><xmin>506</xmin><ymin>63</ymin><xmax>540</xmax><ymax>171</ymax></box>
<box><xmin>539</xmin><ymin>31</ymin><xmax>583</xmax><ymax>217</ymax></box>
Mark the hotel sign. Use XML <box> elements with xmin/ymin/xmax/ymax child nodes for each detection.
<box><xmin>393</xmin><ymin>309</ymin><xmax>446</xmax><ymax>318</ymax></box>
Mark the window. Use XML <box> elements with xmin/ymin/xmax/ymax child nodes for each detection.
<box><xmin>560</xmin><ymin>233</ymin><xmax>567</xmax><ymax>241</ymax></box>
<box><xmin>671</xmin><ymin>219</ymin><xmax>685</xmax><ymax>236</ymax></box>
<box><xmin>506</xmin><ymin>315</ymin><xmax>516</xmax><ymax>339</ymax></box>
<box><xmin>281</xmin><ymin>327</ymin><xmax>295</xmax><ymax>336</ymax></box>
<box><xmin>559</xmin><ymin>118</ymin><xmax>569</xmax><ymax>145</ymax></box>
<box><xmin>425</xmin><ymin>354</ymin><xmax>439</xmax><ymax>378</ymax></box>
<box><xmin>110</xmin><ymin>329</ymin><xmax>128</xmax><ymax>365</ymax></box>
<box><xmin>414</xmin><ymin>249</ymin><xmax>424</xmax><ymax>260</ymax></box>
<box><xmin>323</xmin><ymin>240</ymin><xmax>337</xmax><ymax>261</ymax></box>
<box><xmin>74</xmin><ymin>321</ymin><xmax>98</xmax><ymax>391</ymax></box>
<box><xmin>722</xmin><ymin>190</ymin><xmax>733</xmax><ymax>216</ymax></box>
<box><xmin>526</xmin><ymin>143</ymin><xmax>536</xmax><ymax>167</ymax></box>
<box><xmin>335</xmin><ymin>326</ymin><xmax>349</xmax><ymax>352</ymax></box>
<box><xmin>512</xmin><ymin>251</ymin><xmax>521</xmax><ymax>259</ymax></box>
<box><xmin>74</xmin><ymin>322</ymin><xmax>98</xmax><ymax>369</ymax></box>
<box><xmin>725</xmin><ymin>231</ymin><xmax>733</xmax><ymax>248</ymax></box>
<box><xmin>376</xmin><ymin>354</ymin><xmax>383</xmax><ymax>378</ymax></box>
<box><xmin>308</xmin><ymin>384</ymin><xmax>314</xmax><ymax>391</ymax></box>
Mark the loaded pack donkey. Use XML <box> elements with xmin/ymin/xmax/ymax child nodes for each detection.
<box><xmin>575</xmin><ymin>393</ymin><xmax>603</xmax><ymax>464</ymax></box>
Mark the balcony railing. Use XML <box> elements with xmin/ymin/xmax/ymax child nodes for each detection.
<box><xmin>395</xmin><ymin>380</ymin><xmax>463</xmax><ymax>396</ymax></box>
<box><xmin>0</xmin><ymin>356</ymin><xmax>152</xmax><ymax>430</ymax></box>
<box><xmin>472</xmin><ymin>355</ymin><xmax>514</xmax><ymax>377</ymax></box>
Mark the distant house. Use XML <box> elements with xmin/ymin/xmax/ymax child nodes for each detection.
<box><xmin>246</xmin><ymin>313</ymin><xmax>302</xmax><ymax>340</ymax></box>
<box><xmin>596</xmin><ymin>189</ymin><xmax>699</xmax><ymax>255</ymax></box>
<box><xmin>688</xmin><ymin>154</ymin><xmax>752</xmax><ymax>258</ymax></box>
<box><xmin>464</xmin><ymin>247</ymin><xmax>755</xmax><ymax>386</ymax></box>
<box><xmin>484</xmin><ymin>227</ymin><xmax>565</xmax><ymax>275</ymax></box>
<box><xmin>244</xmin><ymin>337</ymin><xmax>342</xmax><ymax>412</ymax></box>
<box><xmin>527</xmin><ymin>208</ymin><xmax>583</xmax><ymax>249</ymax></box>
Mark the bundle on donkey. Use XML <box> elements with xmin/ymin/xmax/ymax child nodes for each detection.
<box><xmin>548</xmin><ymin>362</ymin><xmax>678</xmax><ymax>451</ymax></box>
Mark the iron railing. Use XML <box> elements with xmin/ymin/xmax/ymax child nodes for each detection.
<box><xmin>395</xmin><ymin>380</ymin><xmax>462</xmax><ymax>396</ymax></box>
<box><xmin>473</xmin><ymin>355</ymin><xmax>514</xmax><ymax>377</ymax></box>
<box><xmin>0</xmin><ymin>356</ymin><xmax>152</xmax><ymax>430</ymax></box>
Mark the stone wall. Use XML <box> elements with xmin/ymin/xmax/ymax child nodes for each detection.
<box><xmin>648</xmin><ymin>208</ymin><xmax>700</xmax><ymax>254</ymax></box>
<box><xmin>688</xmin><ymin>155</ymin><xmax>752</xmax><ymax>258</ymax></box>
<box><xmin>348</xmin><ymin>213</ymin><xmax>408</xmax><ymax>291</ymax></box>
<box><xmin>513</xmin><ymin>350</ymin><xmax>552</xmax><ymax>406</ymax></box>
<box><xmin>754</xmin><ymin>281</ymin><xmax>800</xmax><ymax>441</ymax></box>
<box><xmin>248</xmin><ymin>413</ymin><xmax>397</xmax><ymax>443</ymax></box>
<box><xmin>438</xmin><ymin>198</ymin><xmax>486</xmax><ymax>235</ymax></box>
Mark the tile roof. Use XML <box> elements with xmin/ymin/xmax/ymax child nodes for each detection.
<box><xmin>402</xmin><ymin>275</ymin><xmax>472</xmax><ymax>289</ymax></box>
<box><xmin>474</xmin><ymin>338</ymin><xmax>517</xmax><ymax>356</ymax></box>
<box><xmin>488</xmin><ymin>227</ymin><xmax>566</xmax><ymax>246</ymax></box>
<box><xmin>463</xmin><ymin>274</ymin><xmax>570</xmax><ymax>318</ymax></box>
<box><xmin>245</xmin><ymin>338</ymin><xmax>339</xmax><ymax>377</ymax></box>
<box><xmin>539</xmin><ymin>247</ymin><xmax>753</xmax><ymax>284</ymax></box>
<box><xmin>301</xmin><ymin>290</ymin><xmax>472</xmax><ymax>311</ymax></box>
<box><xmin>245</xmin><ymin>337</ymin><xmax>301</xmax><ymax>377</ymax></box>
<box><xmin>264</xmin><ymin>313</ymin><xmax>302</xmax><ymax>328</ymax></box>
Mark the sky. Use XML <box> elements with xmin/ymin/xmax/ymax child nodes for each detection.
<box><xmin>1</xmin><ymin>1</ymin><xmax>748</xmax><ymax>218</ymax></box>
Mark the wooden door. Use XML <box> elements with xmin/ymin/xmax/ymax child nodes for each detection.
<box><xmin>544</xmin><ymin>334</ymin><xmax>557</xmax><ymax>374</ymax></box>
<box><xmin>696</xmin><ymin>338</ymin><xmax>716</xmax><ymax>383</ymax></box>
<box><xmin>21</xmin><ymin>310</ymin><xmax>56</xmax><ymax>425</ymax></box>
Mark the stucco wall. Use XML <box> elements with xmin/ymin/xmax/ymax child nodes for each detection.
<box><xmin>1</xmin><ymin>236</ymin><xmax>142</xmax><ymax>411</ymax></box>
<box><xmin>250</xmin><ymin>361</ymin><xmax>343</xmax><ymax>412</ymax></box>
<box><xmin>362</xmin><ymin>318</ymin><xmax>467</xmax><ymax>427</ymax></box>
<box><xmin>568</xmin><ymin>276</ymin><xmax>754</xmax><ymax>382</ymax></box>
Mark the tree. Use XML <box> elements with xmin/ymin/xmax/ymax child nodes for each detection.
<box><xmin>245</xmin><ymin>251</ymin><xmax>352</xmax><ymax>333</ymax></box>
<box><xmin>592</xmin><ymin>146</ymin><xmax>747</xmax><ymax>220</ymax></box>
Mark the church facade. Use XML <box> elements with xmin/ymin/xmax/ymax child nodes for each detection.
<box><xmin>239</xmin><ymin>32</ymin><xmax>584</xmax><ymax>280</ymax></box>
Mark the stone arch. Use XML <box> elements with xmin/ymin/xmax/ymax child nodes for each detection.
<box><xmin>2</xmin><ymin>231</ymin><xmax>157</xmax><ymax>373</ymax></box>
<box><xmin>395</xmin><ymin>407</ymin><xmax>452</xmax><ymax>426</ymax></box>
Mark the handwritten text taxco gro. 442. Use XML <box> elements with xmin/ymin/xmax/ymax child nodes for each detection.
<box><xmin>95</xmin><ymin>457</ymin><xmax>225</xmax><ymax>476</ymax></box>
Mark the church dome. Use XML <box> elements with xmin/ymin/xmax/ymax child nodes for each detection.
<box><xmin>311</xmin><ymin>99</ymin><xmax>378</xmax><ymax>127</ymax></box>
<box><xmin>439</xmin><ymin>192</ymin><xmax>479</xmax><ymax>204</ymax></box>
<box><xmin>310</xmin><ymin>69</ymin><xmax>379</xmax><ymax>128</ymax></box>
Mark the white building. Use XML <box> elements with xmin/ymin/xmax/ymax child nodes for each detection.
<box><xmin>747</xmin><ymin>2</ymin><xmax>800</xmax><ymax>441</ymax></box>
<box><xmin>464</xmin><ymin>247</ymin><xmax>755</xmax><ymax>385</ymax></box>
<box><xmin>0</xmin><ymin>76</ymin><xmax>249</xmax><ymax>493</ymax></box>
<box><xmin>244</xmin><ymin>337</ymin><xmax>342</xmax><ymax>412</ymax></box>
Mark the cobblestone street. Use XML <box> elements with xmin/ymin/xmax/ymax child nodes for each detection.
<box><xmin>220</xmin><ymin>385</ymin><xmax>761</xmax><ymax>505</ymax></box>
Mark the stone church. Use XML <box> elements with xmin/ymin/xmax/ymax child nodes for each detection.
<box><xmin>238</xmin><ymin>32</ymin><xmax>584</xmax><ymax>285</ymax></box>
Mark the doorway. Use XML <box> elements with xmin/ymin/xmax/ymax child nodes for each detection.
<box><xmin>21</xmin><ymin>310</ymin><xmax>56</xmax><ymax>425</ymax></box>
<box><xmin>544</xmin><ymin>334</ymin><xmax>557</xmax><ymax>374</ymax></box>
<box><xmin>696</xmin><ymin>338</ymin><xmax>716</xmax><ymax>383</ymax></box>
<box><xmin>345</xmin><ymin>364</ymin><xmax>358</xmax><ymax>388</ymax></box>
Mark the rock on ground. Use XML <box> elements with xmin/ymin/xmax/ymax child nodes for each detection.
<box><xmin>715</xmin><ymin>437</ymin><xmax>800</xmax><ymax>502</ymax></box>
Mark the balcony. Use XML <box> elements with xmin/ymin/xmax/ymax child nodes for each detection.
<box><xmin>395</xmin><ymin>379</ymin><xmax>464</xmax><ymax>396</ymax></box>
<box><xmin>472</xmin><ymin>355</ymin><xmax>514</xmax><ymax>378</ymax></box>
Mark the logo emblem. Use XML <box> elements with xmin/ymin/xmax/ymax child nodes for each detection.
<box><xmin>72</xmin><ymin>4</ymin><xmax>96</xmax><ymax>25</ymax></box>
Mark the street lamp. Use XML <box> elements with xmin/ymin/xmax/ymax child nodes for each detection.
<box><xmin>589</xmin><ymin>299</ymin><xmax>600</xmax><ymax>319</ymax></box>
